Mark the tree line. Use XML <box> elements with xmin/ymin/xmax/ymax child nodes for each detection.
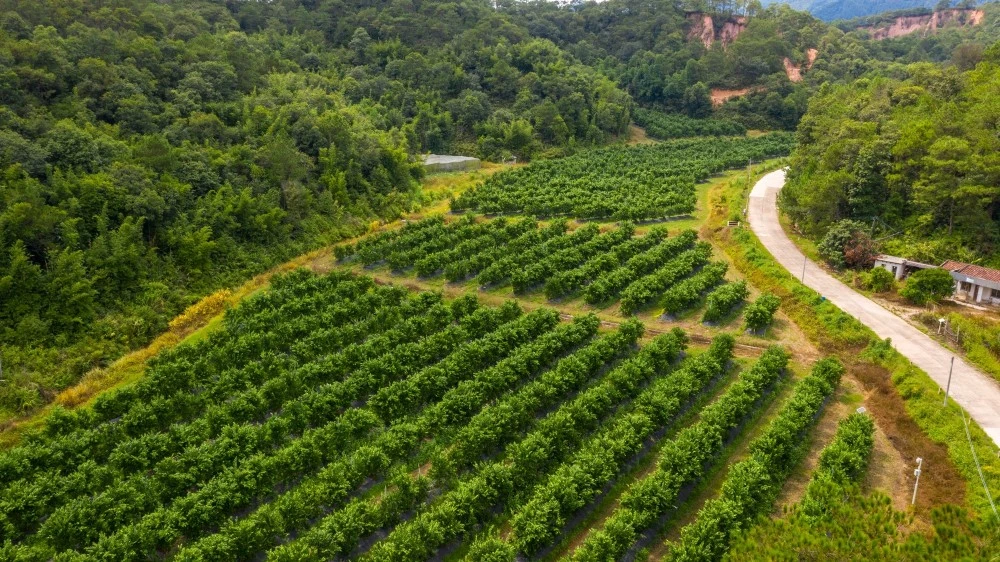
<box><xmin>783</xmin><ymin>48</ymin><xmax>1000</xmax><ymax>266</ymax></box>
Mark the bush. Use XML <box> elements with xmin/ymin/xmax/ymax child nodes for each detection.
<box><xmin>744</xmin><ymin>293</ymin><xmax>780</xmax><ymax>334</ymax></box>
<box><xmin>859</xmin><ymin>267</ymin><xmax>896</xmax><ymax>293</ymax></box>
<box><xmin>900</xmin><ymin>268</ymin><xmax>955</xmax><ymax>305</ymax></box>
<box><xmin>818</xmin><ymin>220</ymin><xmax>874</xmax><ymax>269</ymax></box>
<box><xmin>703</xmin><ymin>281</ymin><xmax>749</xmax><ymax>323</ymax></box>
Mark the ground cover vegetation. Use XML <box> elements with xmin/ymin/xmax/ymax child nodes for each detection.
<box><xmin>0</xmin><ymin>0</ymin><xmax>642</xmax><ymax>418</ymax></box>
<box><xmin>335</xmin><ymin>214</ymin><xmax>747</xmax><ymax>321</ymax></box>
<box><xmin>711</xmin><ymin>165</ymin><xmax>1000</xmax><ymax>552</ymax></box>
<box><xmin>727</xmin><ymin>410</ymin><xmax>999</xmax><ymax>559</ymax></box>
<box><xmin>3</xmin><ymin>0</ymin><xmax>1000</xmax><ymax>556</ymax></box>
<box><xmin>632</xmin><ymin>108</ymin><xmax>747</xmax><ymax>140</ymax></box>
<box><xmin>916</xmin><ymin>309</ymin><xmax>1000</xmax><ymax>384</ymax></box>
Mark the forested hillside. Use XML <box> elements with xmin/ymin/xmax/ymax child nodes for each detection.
<box><xmin>0</xmin><ymin>0</ymin><xmax>636</xmax><ymax>414</ymax></box>
<box><xmin>508</xmin><ymin>0</ymin><xmax>999</xmax><ymax>129</ymax></box>
<box><xmin>782</xmin><ymin>49</ymin><xmax>1000</xmax><ymax>265</ymax></box>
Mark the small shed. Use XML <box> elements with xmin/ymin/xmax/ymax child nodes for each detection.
<box><xmin>422</xmin><ymin>154</ymin><xmax>481</xmax><ymax>174</ymax></box>
<box><xmin>941</xmin><ymin>260</ymin><xmax>1000</xmax><ymax>306</ymax></box>
<box><xmin>873</xmin><ymin>254</ymin><xmax>936</xmax><ymax>281</ymax></box>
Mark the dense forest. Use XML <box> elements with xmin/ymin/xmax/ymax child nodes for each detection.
<box><xmin>0</xmin><ymin>0</ymin><xmax>998</xmax><ymax>415</ymax></box>
<box><xmin>782</xmin><ymin>48</ymin><xmax>1000</xmax><ymax>266</ymax></box>
<box><xmin>0</xmin><ymin>0</ymin><xmax>636</xmax><ymax>414</ymax></box>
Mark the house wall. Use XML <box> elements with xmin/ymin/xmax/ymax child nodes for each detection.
<box><xmin>874</xmin><ymin>260</ymin><xmax>904</xmax><ymax>280</ymax></box>
<box><xmin>951</xmin><ymin>276</ymin><xmax>1000</xmax><ymax>306</ymax></box>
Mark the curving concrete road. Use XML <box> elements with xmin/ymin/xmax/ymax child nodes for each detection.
<box><xmin>749</xmin><ymin>169</ymin><xmax>1000</xmax><ymax>447</ymax></box>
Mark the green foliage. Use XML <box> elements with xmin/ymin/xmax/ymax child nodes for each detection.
<box><xmin>935</xmin><ymin>312</ymin><xmax>1000</xmax><ymax>382</ymax></box>
<box><xmin>860</xmin><ymin>336</ymin><xmax>896</xmax><ymax>362</ymax></box>
<box><xmin>727</xmin><ymin>409</ymin><xmax>998</xmax><ymax>562</ymax></box>
<box><xmin>508</xmin><ymin>334</ymin><xmax>735</xmax><ymax>556</ymax></box>
<box><xmin>619</xmin><ymin>244</ymin><xmax>714</xmax><ymax>314</ymax></box>
<box><xmin>569</xmin><ymin>345</ymin><xmax>789</xmax><ymax>562</ymax></box>
<box><xmin>633</xmin><ymin>108</ymin><xmax>747</xmax><ymax>139</ymax></box>
<box><xmin>703</xmin><ymin>280</ymin><xmax>750</xmax><ymax>322</ymax></box>
<box><xmin>6</xmin><ymin>272</ymin><xmax>690</xmax><ymax>559</ymax></box>
<box><xmin>743</xmin><ymin>293</ymin><xmax>781</xmax><ymax>333</ymax></box>
<box><xmin>585</xmin><ymin>230</ymin><xmax>698</xmax><ymax>305</ymax></box>
<box><xmin>817</xmin><ymin>220</ymin><xmax>873</xmax><ymax>269</ymax></box>
<box><xmin>785</xmin><ymin>59</ymin><xmax>1000</xmax><ymax>265</ymax></box>
<box><xmin>543</xmin><ymin>227</ymin><xmax>665</xmax><ymax>299</ymax></box>
<box><xmin>338</xmin><ymin>218</ymin><xmax>726</xmax><ymax>317</ymax></box>
<box><xmin>814</xmin><ymin>412</ymin><xmax>875</xmax><ymax>475</ymax></box>
<box><xmin>3</xmin><ymin>0</ymin><xmax>992</xmax><ymax>417</ymax></box>
<box><xmin>360</xmin><ymin>328</ymin><xmax>689</xmax><ymax>561</ymax></box>
<box><xmin>660</xmin><ymin>262</ymin><xmax>730</xmax><ymax>315</ymax></box>
<box><xmin>900</xmin><ymin>267</ymin><xmax>955</xmax><ymax>305</ymax></box>
<box><xmin>671</xmin><ymin>358</ymin><xmax>843</xmax><ymax>561</ymax></box>
<box><xmin>0</xmin><ymin>0</ymin><xmax>656</xmax><ymax>417</ymax></box>
<box><xmin>860</xmin><ymin>266</ymin><xmax>897</xmax><ymax>293</ymax></box>
<box><xmin>723</xmin><ymin>170</ymin><xmax>1000</xmax><ymax>522</ymax></box>
<box><xmin>453</xmin><ymin>135</ymin><xmax>795</xmax><ymax>220</ymax></box>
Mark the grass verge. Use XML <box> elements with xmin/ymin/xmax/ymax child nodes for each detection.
<box><xmin>705</xmin><ymin>166</ymin><xmax>1000</xmax><ymax>520</ymax></box>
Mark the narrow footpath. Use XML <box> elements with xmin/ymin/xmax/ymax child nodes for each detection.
<box><xmin>748</xmin><ymin>169</ymin><xmax>1000</xmax><ymax>446</ymax></box>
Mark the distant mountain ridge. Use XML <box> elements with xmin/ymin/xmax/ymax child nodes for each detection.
<box><xmin>761</xmin><ymin>0</ymin><xmax>980</xmax><ymax>21</ymax></box>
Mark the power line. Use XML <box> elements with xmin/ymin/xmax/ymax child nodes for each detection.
<box><xmin>960</xmin><ymin>406</ymin><xmax>999</xmax><ymax>521</ymax></box>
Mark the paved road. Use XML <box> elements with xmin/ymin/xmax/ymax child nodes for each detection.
<box><xmin>749</xmin><ymin>169</ymin><xmax>1000</xmax><ymax>447</ymax></box>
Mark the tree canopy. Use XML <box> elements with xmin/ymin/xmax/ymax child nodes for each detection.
<box><xmin>782</xmin><ymin>52</ymin><xmax>1000</xmax><ymax>266</ymax></box>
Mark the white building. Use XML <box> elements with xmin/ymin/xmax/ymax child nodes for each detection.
<box><xmin>941</xmin><ymin>260</ymin><xmax>1000</xmax><ymax>306</ymax></box>
<box><xmin>872</xmin><ymin>254</ymin><xmax>936</xmax><ymax>281</ymax></box>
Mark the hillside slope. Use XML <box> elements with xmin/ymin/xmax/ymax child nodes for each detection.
<box><xmin>762</xmin><ymin>0</ymin><xmax>983</xmax><ymax>21</ymax></box>
<box><xmin>2</xmin><ymin>0</ymin><xmax>999</xmax><ymax>421</ymax></box>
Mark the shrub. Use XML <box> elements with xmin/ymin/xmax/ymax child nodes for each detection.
<box><xmin>860</xmin><ymin>267</ymin><xmax>896</xmax><ymax>293</ymax></box>
<box><xmin>703</xmin><ymin>281</ymin><xmax>749</xmax><ymax>323</ymax></box>
<box><xmin>744</xmin><ymin>293</ymin><xmax>780</xmax><ymax>334</ymax></box>
<box><xmin>900</xmin><ymin>268</ymin><xmax>955</xmax><ymax>305</ymax></box>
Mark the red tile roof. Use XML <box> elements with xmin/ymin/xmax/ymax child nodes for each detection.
<box><xmin>941</xmin><ymin>260</ymin><xmax>970</xmax><ymax>271</ymax></box>
<box><xmin>940</xmin><ymin>260</ymin><xmax>1000</xmax><ymax>283</ymax></box>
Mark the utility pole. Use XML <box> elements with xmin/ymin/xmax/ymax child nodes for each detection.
<box><xmin>801</xmin><ymin>255</ymin><xmax>807</xmax><ymax>282</ymax></box>
<box><xmin>943</xmin><ymin>356</ymin><xmax>955</xmax><ymax>406</ymax></box>
<box><xmin>912</xmin><ymin>457</ymin><xmax>923</xmax><ymax>506</ymax></box>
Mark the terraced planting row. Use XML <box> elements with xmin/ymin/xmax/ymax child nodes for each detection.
<box><xmin>0</xmin><ymin>268</ymin><xmax>845</xmax><ymax>561</ymax></box>
<box><xmin>450</xmin><ymin>134</ymin><xmax>795</xmax><ymax>220</ymax></box>
<box><xmin>336</xmin><ymin>216</ymin><xmax>736</xmax><ymax>317</ymax></box>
